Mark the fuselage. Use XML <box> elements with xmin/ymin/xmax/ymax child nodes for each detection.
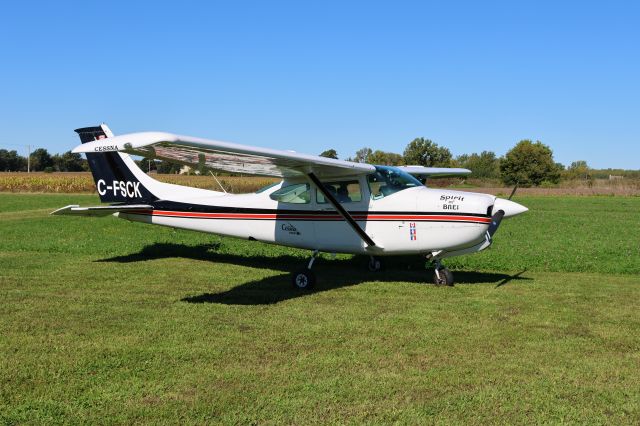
<box><xmin>117</xmin><ymin>170</ymin><xmax>505</xmax><ymax>257</ymax></box>
<box><xmin>66</xmin><ymin>127</ymin><xmax>528</xmax><ymax>264</ymax></box>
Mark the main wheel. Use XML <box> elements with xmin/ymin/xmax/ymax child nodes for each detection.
<box><xmin>368</xmin><ymin>257</ymin><xmax>382</xmax><ymax>272</ymax></box>
<box><xmin>292</xmin><ymin>269</ymin><xmax>316</xmax><ymax>289</ymax></box>
<box><xmin>433</xmin><ymin>268</ymin><xmax>454</xmax><ymax>286</ymax></box>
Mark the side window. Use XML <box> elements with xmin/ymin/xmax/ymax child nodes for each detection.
<box><xmin>269</xmin><ymin>183</ymin><xmax>310</xmax><ymax>204</ymax></box>
<box><xmin>317</xmin><ymin>180</ymin><xmax>362</xmax><ymax>204</ymax></box>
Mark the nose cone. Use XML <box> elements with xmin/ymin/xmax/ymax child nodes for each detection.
<box><xmin>493</xmin><ymin>198</ymin><xmax>528</xmax><ymax>218</ymax></box>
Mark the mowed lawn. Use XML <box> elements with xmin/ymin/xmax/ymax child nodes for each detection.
<box><xmin>1</xmin><ymin>193</ymin><xmax>639</xmax><ymax>424</ymax></box>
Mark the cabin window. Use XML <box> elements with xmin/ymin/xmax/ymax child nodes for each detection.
<box><xmin>367</xmin><ymin>166</ymin><xmax>422</xmax><ymax>199</ymax></box>
<box><xmin>269</xmin><ymin>183</ymin><xmax>311</xmax><ymax>204</ymax></box>
<box><xmin>317</xmin><ymin>180</ymin><xmax>362</xmax><ymax>204</ymax></box>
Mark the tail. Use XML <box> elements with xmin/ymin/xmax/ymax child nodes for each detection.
<box><xmin>75</xmin><ymin>124</ymin><xmax>158</xmax><ymax>203</ymax></box>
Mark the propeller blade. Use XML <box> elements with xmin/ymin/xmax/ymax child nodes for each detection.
<box><xmin>508</xmin><ymin>183</ymin><xmax>519</xmax><ymax>200</ymax></box>
<box><xmin>487</xmin><ymin>209</ymin><xmax>505</xmax><ymax>238</ymax></box>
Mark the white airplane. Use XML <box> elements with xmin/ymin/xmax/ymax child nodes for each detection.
<box><xmin>53</xmin><ymin>124</ymin><xmax>528</xmax><ymax>288</ymax></box>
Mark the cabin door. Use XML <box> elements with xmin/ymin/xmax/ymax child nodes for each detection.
<box><xmin>313</xmin><ymin>178</ymin><xmax>369</xmax><ymax>252</ymax></box>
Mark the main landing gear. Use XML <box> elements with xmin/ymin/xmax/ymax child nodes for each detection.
<box><xmin>427</xmin><ymin>253</ymin><xmax>454</xmax><ymax>286</ymax></box>
<box><xmin>292</xmin><ymin>250</ymin><xmax>455</xmax><ymax>289</ymax></box>
<box><xmin>291</xmin><ymin>250</ymin><xmax>319</xmax><ymax>290</ymax></box>
<box><xmin>368</xmin><ymin>256</ymin><xmax>382</xmax><ymax>272</ymax></box>
<box><xmin>292</xmin><ymin>252</ymin><xmax>385</xmax><ymax>290</ymax></box>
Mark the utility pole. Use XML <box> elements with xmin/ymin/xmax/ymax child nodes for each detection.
<box><xmin>27</xmin><ymin>144</ymin><xmax>31</xmax><ymax>173</ymax></box>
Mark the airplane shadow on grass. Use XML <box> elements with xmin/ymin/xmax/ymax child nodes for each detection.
<box><xmin>99</xmin><ymin>243</ymin><xmax>532</xmax><ymax>305</ymax></box>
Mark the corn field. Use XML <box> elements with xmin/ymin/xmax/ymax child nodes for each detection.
<box><xmin>0</xmin><ymin>172</ymin><xmax>278</xmax><ymax>194</ymax></box>
<box><xmin>0</xmin><ymin>172</ymin><xmax>638</xmax><ymax>196</ymax></box>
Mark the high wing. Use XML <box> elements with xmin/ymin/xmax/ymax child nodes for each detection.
<box><xmin>72</xmin><ymin>132</ymin><xmax>375</xmax><ymax>179</ymax></box>
<box><xmin>51</xmin><ymin>204</ymin><xmax>153</xmax><ymax>216</ymax></box>
<box><xmin>397</xmin><ymin>166</ymin><xmax>471</xmax><ymax>178</ymax></box>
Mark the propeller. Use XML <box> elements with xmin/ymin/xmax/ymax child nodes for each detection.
<box><xmin>488</xmin><ymin>183</ymin><xmax>519</xmax><ymax>238</ymax></box>
<box><xmin>487</xmin><ymin>209</ymin><xmax>505</xmax><ymax>238</ymax></box>
<box><xmin>508</xmin><ymin>182</ymin><xmax>519</xmax><ymax>200</ymax></box>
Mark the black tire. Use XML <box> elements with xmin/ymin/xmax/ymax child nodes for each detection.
<box><xmin>292</xmin><ymin>269</ymin><xmax>316</xmax><ymax>289</ymax></box>
<box><xmin>368</xmin><ymin>257</ymin><xmax>383</xmax><ymax>272</ymax></box>
<box><xmin>433</xmin><ymin>268</ymin><xmax>454</xmax><ymax>286</ymax></box>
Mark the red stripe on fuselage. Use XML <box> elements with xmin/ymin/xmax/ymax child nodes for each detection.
<box><xmin>128</xmin><ymin>209</ymin><xmax>492</xmax><ymax>224</ymax></box>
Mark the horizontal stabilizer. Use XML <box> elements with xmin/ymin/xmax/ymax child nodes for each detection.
<box><xmin>51</xmin><ymin>204</ymin><xmax>153</xmax><ymax>217</ymax></box>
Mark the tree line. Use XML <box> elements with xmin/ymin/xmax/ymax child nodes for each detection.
<box><xmin>0</xmin><ymin>149</ymin><xmax>88</xmax><ymax>172</ymax></box>
<box><xmin>2</xmin><ymin>139</ymin><xmax>636</xmax><ymax>186</ymax></box>
<box><xmin>322</xmin><ymin>138</ymin><xmax>617</xmax><ymax>187</ymax></box>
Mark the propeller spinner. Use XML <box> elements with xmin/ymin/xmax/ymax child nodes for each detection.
<box><xmin>487</xmin><ymin>197</ymin><xmax>528</xmax><ymax>238</ymax></box>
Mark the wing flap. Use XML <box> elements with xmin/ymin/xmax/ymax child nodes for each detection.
<box><xmin>73</xmin><ymin>132</ymin><xmax>375</xmax><ymax>178</ymax></box>
<box><xmin>51</xmin><ymin>204</ymin><xmax>153</xmax><ymax>216</ymax></box>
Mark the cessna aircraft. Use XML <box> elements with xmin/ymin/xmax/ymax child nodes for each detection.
<box><xmin>53</xmin><ymin>124</ymin><xmax>528</xmax><ymax>288</ymax></box>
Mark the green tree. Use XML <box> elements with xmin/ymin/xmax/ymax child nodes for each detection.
<box><xmin>565</xmin><ymin>160</ymin><xmax>590</xmax><ymax>180</ymax></box>
<box><xmin>500</xmin><ymin>140</ymin><xmax>561</xmax><ymax>186</ymax></box>
<box><xmin>319</xmin><ymin>149</ymin><xmax>338</xmax><ymax>159</ymax></box>
<box><xmin>0</xmin><ymin>149</ymin><xmax>26</xmax><ymax>171</ymax></box>
<box><xmin>136</xmin><ymin>157</ymin><xmax>157</xmax><ymax>172</ymax></box>
<box><xmin>403</xmin><ymin>138</ymin><xmax>452</xmax><ymax>167</ymax></box>
<box><xmin>156</xmin><ymin>160</ymin><xmax>181</xmax><ymax>174</ymax></box>
<box><xmin>52</xmin><ymin>151</ymin><xmax>86</xmax><ymax>172</ymax></box>
<box><xmin>368</xmin><ymin>150</ymin><xmax>404</xmax><ymax>166</ymax></box>
<box><xmin>353</xmin><ymin>147</ymin><xmax>373</xmax><ymax>163</ymax></box>
<box><xmin>456</xmin><ymin>151</ymin><xmax>500</xmax><ymax>179</ymax></box>
<box><xmin>30</xmin><ymin>148</ymin><xmax>53</xmax><ymax>171</ymax></box>
<box><xmin>0</xmin><ymin>149</ymin><xmax>9</xmax><ymax>171</ymax></box>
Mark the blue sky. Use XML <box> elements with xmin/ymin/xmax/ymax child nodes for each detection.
<box><xmin>0</xmin><ymin>1</ymin><xmax>638</xmax><ymax>169</ymax></box>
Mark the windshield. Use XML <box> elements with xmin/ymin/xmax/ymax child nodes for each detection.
<box><xmin>367</xmin><ymin>166</ymin><xmax>422</xmax><ymax>199</ymax></box>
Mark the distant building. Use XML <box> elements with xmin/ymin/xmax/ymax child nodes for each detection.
<box><xmin>609</xmin><ymin>175</ymin><xmax>624</xmax><ymax>180</ymax></box>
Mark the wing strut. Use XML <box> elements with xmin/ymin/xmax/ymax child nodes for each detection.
<box><xmin>307</xmin><ymin>172</ymin><xmax>377</xmax><ymax>248</ymax></box>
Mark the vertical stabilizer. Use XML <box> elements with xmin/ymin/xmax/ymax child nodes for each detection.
<box><xmin>75</xmin><ymin>124</ymin><xmax>158</xmax><ymax>203</ymax></box>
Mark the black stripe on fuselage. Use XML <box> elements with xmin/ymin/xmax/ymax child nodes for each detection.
<box><xmin>146</xmin><ymin>200</ymin><xmax>491</xmax><ymax>218</ymax></box>
<box><xmin>126</xmin><ymin>213</ymin><xmax>490</xmax><ymax>225</ymax></box>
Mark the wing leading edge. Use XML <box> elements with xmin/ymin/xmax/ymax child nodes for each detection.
<box><xmin>72</xmin><ymin>132</ymin><xmax>375</xmax><ymax>179</ymax></box>
<box><xmin>397</xmin><ymin>166</ymin><xmax>472</xmax><ymax>178</ymax></box>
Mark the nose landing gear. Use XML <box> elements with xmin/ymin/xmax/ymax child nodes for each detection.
<box><xmin>433</xmin><ymin>263</ymin><xmax>454</xmax><ymax>286</ymax></box>
<box><xmin>427</xmin><ymin>253</ymin><xmax>454</xmax><ymax>286</ymax></box>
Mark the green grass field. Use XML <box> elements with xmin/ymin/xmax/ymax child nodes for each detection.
<box><xmin>1</xmin><ymin>193</ymin><xmax>639</xmax><ymax>424</ymax></box>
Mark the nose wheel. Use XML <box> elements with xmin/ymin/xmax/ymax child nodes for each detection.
<box><xmin>428</xmin><ymin>255</ymin><xmax>454</xmax><ymax>286</ymax></box>
<box><xmin>433</xmin><ymin>267</ymin><xmax>454</xmax><ymax>286</ymax></box>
